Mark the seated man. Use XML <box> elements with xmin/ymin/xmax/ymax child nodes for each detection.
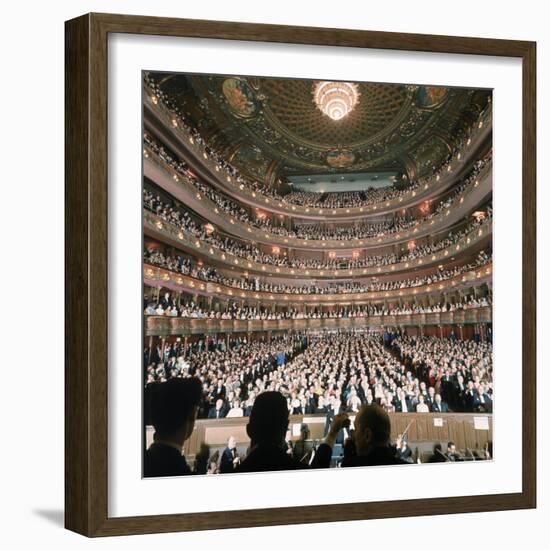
<box><xmin>431</xmin><ymin>393</ymin><xmax>449</xmax><ymax>413</ymax></box>
<box><xmin>208</xmin><ymin>398</ymin><xmax>227</xmax><ymax>419</ymax></box>
<box><xmin>236</xmin><ymin>392</ymin><xmax>309</xmax><ymax>473</ymax></box>
<box><xmin>445</xmin><ymin>441</ymin><xmax>463</xmax><ymax>461</ymax></box>
<box><xmin>313</xmin><ymin>404</ymin><xmax>411</xmax><ymax>468</ymax></box>
<box><xmin>427</xmin><ymin>443</ymin><xmax>448</xmax><ymax>463</ymax></box>
<box><xmin>144</xmin><ymin>377</ymin><xmax>202</xmax><ymax>477</ymax></box>
<box><xmin>220</xmin><ymin>435</ymin><xmax>240</xmax><ymax>474</ymax></box>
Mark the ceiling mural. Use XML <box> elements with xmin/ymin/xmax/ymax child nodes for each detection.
<box><xmin>148</xmin><ymin>73</ymin><xmax>490</xmax><ymax>180</ymax></box>
<box><xmin>413</xmin><ymin>135</ymin><xmax>452</xmax><ymax>174</ymax></box>
<box><xmin>416</xmin><ymin>85</ymin><xmax>449</xmax><ymax>108</ymax></box>
<box><xmin>231</xmin><ymin>143</ymin><xmax>272</xmax><ymax>181</ymax></box>
<box><xmin>326</xmin><ymin>149</ymin><xmax>356</xmax><ymax>168</ymax></box>
<box><xmin>221</xmin><ymin>78</ymin><xmax>259</xmax><ymax>118</ymax></box>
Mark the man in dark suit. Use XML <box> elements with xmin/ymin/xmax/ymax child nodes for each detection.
<box><xmin>394</xmin><ymin>388</ymin><xmax>412</xmax><ymax>413</ymax></box>
<box><xmin>159</xmin><ymin>291</ymin><xmax>174</xmax><ymax>310</ymax></box>
<box><xmin>207</xmin><ymin>398</ymin><xmax>227</xmax><ymax>419</ymax></box>
<box><xmin>427</xmin><ymin>443</ymin><xmax>449</xmax><ymax>463</ymax></box>
<box><xmin>305</xmin><ymin>390</ymin><xmax>317</xmax><ymax>414</ymax></box>
<box><xmin>220</xmin><ymin>436</ymin><xmax>240</xmax><ymax>474</ymax></box>
<box><xmin>324</xmin><ymin>395</ymin><xmax>346</xmax><ymax>445</ymax></box>
<box><xmin>236</xmin><ymin>392</ymin><xmax>309</xmax><ymax>473</ymax></box>
<box><xmin>472</xmin><ymin>388</ymin><xmax>493</xmax><ymax>412</ymax></box>
<box><xmin>431</xmin><ymin>393</ymin><xmax>450</xmax><ymax>413</ymax></box>
<box><xmin>144</xmin><ymin>377</ymin><xmax>202</xmax><ymax>477</ymax></box>
<box><xmin>395</xmin><ymin>434</ymin><xmax>413</xmax><ymax>462</ymax></box>
<box><xmin>313</xmin><ymin>404</ymin><xmax>411</xmax><ymax>468</ymax></box>
<box><xmin>212</xmin><ymin>381</ymin><xmax>226</xmax><ymax>403</ymax></box>
<box><xmin>446</xmin><ymin>441</ymin><xmax>462</xmax><ymax>461</ymax></box>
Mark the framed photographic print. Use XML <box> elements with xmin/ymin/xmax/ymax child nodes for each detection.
<box><xmin>65</xmin><ymin>13</ymin><xmax>536</xmax><ymax>537</ymax></box>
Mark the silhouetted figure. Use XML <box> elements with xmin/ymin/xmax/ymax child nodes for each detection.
<box><xmin>236</xmin><ymin>392</ymin><xmax>309</xmax><ymax>473</ymax></box>
<box><xmin>144</xmin><ymin>377</ymin><xmax>202</xmax><ymax>477</ymax></box>
<box><xmin>194</xmin><ymin>443</ymin><xmax>211</xmax><ymax>475</ymax></box>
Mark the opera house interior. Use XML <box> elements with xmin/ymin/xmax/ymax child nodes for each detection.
<box><xmin>142</xmin><ymin>72</ymin><xmax>493</xmax><ymax>477</ymax></box>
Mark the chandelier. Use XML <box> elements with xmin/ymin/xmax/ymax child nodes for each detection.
<box><xmin>312</xmin><ymin>81</ymin><xmax>360</xmax><ymax>120</ymax></box>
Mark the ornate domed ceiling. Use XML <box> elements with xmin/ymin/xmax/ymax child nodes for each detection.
<box><xmin>148</xmin><ymin>72</ymin><xmax>491</xmax><ymax>182</ymax></box>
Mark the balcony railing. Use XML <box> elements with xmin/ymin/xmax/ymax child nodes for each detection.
<box><xmin>144</xmin><ymin>209</ymin><xmax>492</xmax><ymax>279</ymax></box>
<box><xmin>144</xmin><ymin>82</ymin><xmax>492</xmax><ymax>220</ymax></box>
<box><xmin>143</xmin><ymin>262</ymin><xmax>492</xmax><ymax>306</ymax></box>
<box><xmin>144</xmin><ymin>306</ymin><xmax>492</xmax><ymax>336</ymax></box>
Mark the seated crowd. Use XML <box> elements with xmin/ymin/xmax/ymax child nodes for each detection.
<box><xmin>144</xmin><ymin>341</ymin><xmax>492</xmax><ymax>477</ymax></box>
<box><xmin>145</xmin><ymin>293</ymin><xmax>491</xmax><ymax>319</ymax></box>
<box><xmin>282</xmin><ymin>185</ymin><xmax>420</xmax><ymax>208</ymax></box>
<box><xmin>392</xmin><ymin>335</ymin><xmax>493</xmax><ymax>413</ymax></box>
<box><xmin>144</xmin><ymin>187</ymin><xmax>492</xmax><ymax>271</ymax></box>
<box><xmin>144</xmin><ymin>247</ymin><xmax>491</xmax><ymax>295</ymax></box>
<box><xmin>145</xmin><ymin>131</ymin><xmax>489</xmax><ymax>241</ymax></box>
<box><xmin>145</xmin><ymin>332</ymin><xmax>493</xmax><ymax>420</ymax></box>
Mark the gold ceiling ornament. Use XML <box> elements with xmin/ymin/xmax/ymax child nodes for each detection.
<box><xmin>312</xmin><ymin>81</ymin><xmax>360</xmax><ymax>120</ymax></box>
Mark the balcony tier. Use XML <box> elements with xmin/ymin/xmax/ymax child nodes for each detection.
<box><xmin>145</xmin><ymin>209</ymin><xmax>492</xmax><ymax>279</ymax></box>
<box><xmin>144</xmin><ymin>306</ymin><xmax>492</xmax><ymax>336</ymax></box>
<box><xmin>145</xmin><ymin>150</ymin><xmax>492</xmax><ymax>251</ymax></box>
<box><xmin>144</xmin><ymin>262</ymin><xmax>492</xmax><ymax>306</ymax></box>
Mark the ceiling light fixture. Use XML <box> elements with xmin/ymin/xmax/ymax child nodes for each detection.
<box><xmin>312</xmin><ymin>81</ymin><xmax>360</xmax><ymax>120</ymax></box>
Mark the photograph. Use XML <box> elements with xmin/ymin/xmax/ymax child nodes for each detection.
<box><xmin>142</xmin><ymin>72</ymin><xmax>494</xmax><ymax>478</ymax></box>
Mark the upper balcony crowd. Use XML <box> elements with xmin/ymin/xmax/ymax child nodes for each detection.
<box><xmin>145</xmin><ymin>132</ymin><xmax>492</xmax><ymax>243</ymax></box>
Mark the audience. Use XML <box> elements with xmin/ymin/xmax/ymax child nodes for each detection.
<box><xmin>144</xmin><ymin>245</ymin><xmax>491</xmax><ymax>296</ymax></box>
<box><xmin>144</xmin><ymin>133</ymin><xmax>490</xmax><ymax>242</ymax></box>
<box><xmin>145</xmin><ymin>332</ymin><xmax>493</xmax><ymax>419</ymax></box>
<box><xmin>392</xmin><ymin>336</ymin><xmax>493</xmax><ymax>413</ymax></box>
<box><xmin>142</xmin><ymin>75</ymin><xmax>495</xmax><ymax>478</ymax></box>
<box><xmin>144</xmin><ymin>189</ymin><xmax>491</xmax><ymax>272</ymax></box>
<box><xmin>144</xmin><ymin>293</ymin><xmax>491</xmax><ymax>320</ymax></box>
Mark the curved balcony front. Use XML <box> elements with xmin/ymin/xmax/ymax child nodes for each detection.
<box><xmin>143</xmin><ymin>262</ymin><xmax>492</xmax><ymax>306</ymax></box>
<box><xmin>145</xmin><ymin>150</ymin><xmax>492</xmax><ymax>252</ymax></box>
<box><xmin>144</xmin><ymin>88</ymin><xmax>492</xmax><ymax>220</ymax></box>
<box><xmin>144</xmin><ymin>307</ymin><xmax>492</xmax><ymax>337</ymax></box>
<box><xmin>145</xmin><ymin>209</ymin><xmax>492</xmax><ymax>279</ymax></box>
